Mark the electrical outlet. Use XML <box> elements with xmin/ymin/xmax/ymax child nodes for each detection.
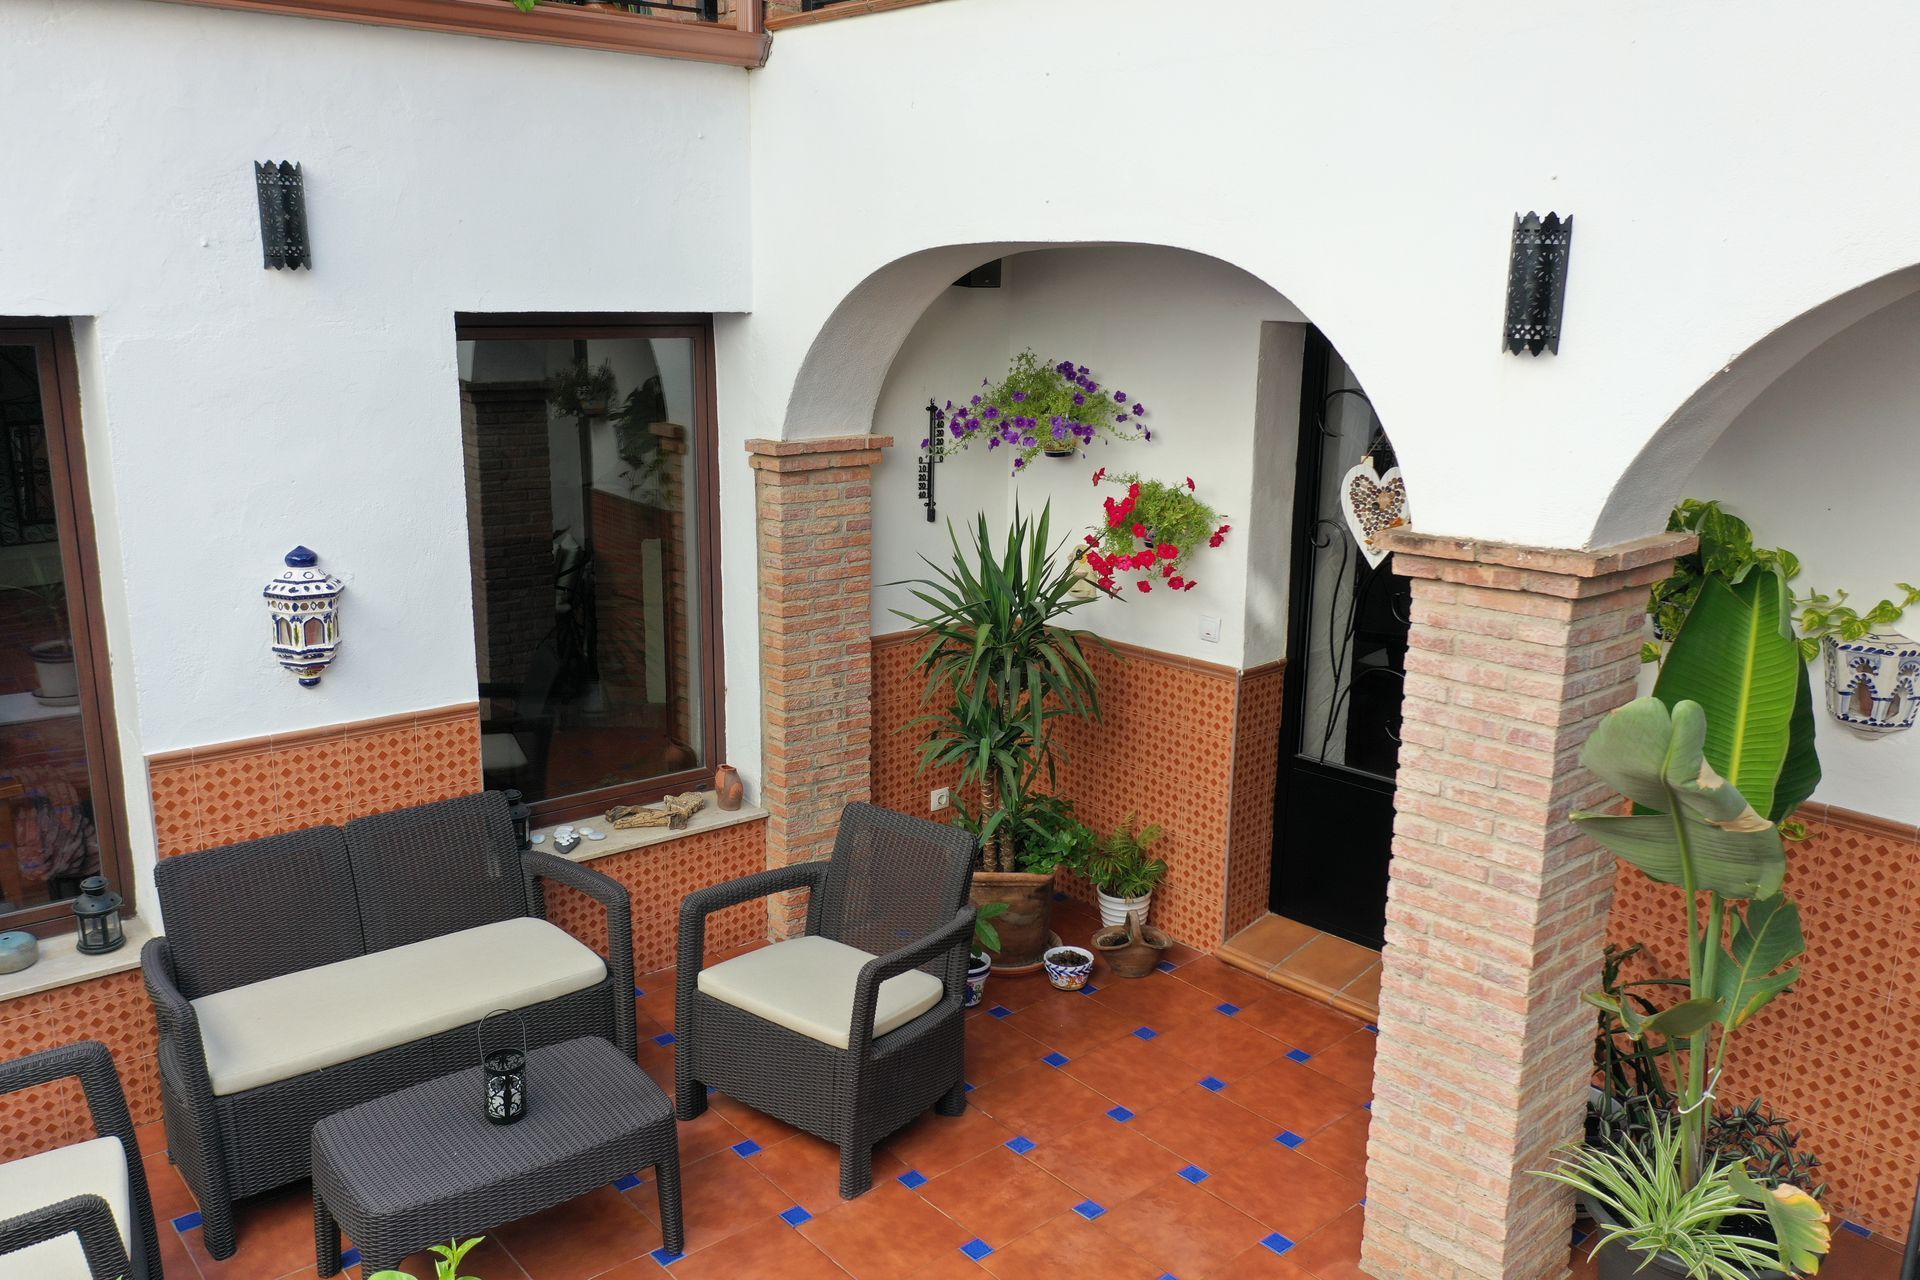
<box><xmin>1199</xmin><ymin>614</ymin><xmax>1222</xmax><ymax>644</ymax></box>
<box><xmin>930</xmin><ymin>787</ymin><xmax>951</xmax><ymax>812</ymax></box>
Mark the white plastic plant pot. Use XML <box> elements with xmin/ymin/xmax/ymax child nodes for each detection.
<box><xmin>1096</xmin><ymin>889</ymin><xmax>1152</xmax><ymax>929</ymax></box>
<box><xmin>1822</xmin><ymin>632</ymin><xmax>1920</xmax><ymax>737</ymax></box>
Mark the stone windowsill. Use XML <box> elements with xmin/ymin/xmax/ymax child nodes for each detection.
<box><xmin>534</xmin><ymin>801</ymin><xmax>767</xmax><ymax>864</ymax></box>
<box><xmin>0</xmin><ymin>915</ymin><xmax>155</xmax><ymax>1004</ymax></box>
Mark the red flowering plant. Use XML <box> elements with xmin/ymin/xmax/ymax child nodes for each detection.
<box><xmin>1085</xmin><ymin>470</ymin><xmax>1229</xmax><ymax>595</ymax></box>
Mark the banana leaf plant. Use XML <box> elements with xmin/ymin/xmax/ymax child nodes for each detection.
<box><xmin>894</xmin><ymin>504</ymin><xmax>1109</xmax><ymax>871</ymax></box>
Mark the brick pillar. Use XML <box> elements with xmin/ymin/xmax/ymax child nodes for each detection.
<box><xmin>1362</xmin><ymin>529</ymin><xmax>1694</xmax><ymax>1280</ymax></box>
<box><xmin>746</xmin><ymin>435</ymin><xmax>891</xmax><ymax>938</ymax></box>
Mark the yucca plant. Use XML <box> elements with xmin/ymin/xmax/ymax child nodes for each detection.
<box><xmin>895</xmin><ymin>504</ymin><xmax>1106</xmax><ymax>871</ymax></box>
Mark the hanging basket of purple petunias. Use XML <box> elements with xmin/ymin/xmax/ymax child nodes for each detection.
<box><xmin>930</xmin><ymin>351</ymin><xmax>1150</xmax><ymax>474</ymax></box>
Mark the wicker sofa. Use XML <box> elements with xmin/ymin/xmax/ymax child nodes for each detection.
<box><xmin>141</xmin><ymin>791</ymin><xmax>634</xmax><ymax>1261</ymax></box>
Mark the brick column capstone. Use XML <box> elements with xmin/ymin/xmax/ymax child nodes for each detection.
<box><xmin>746</xmin><ymin>435</ymin><xmax>891</xmax><ymax>938</ymax></box>
<box><xmin>1362</xmin><ymin>529</ymin><xmax>1695</xmax><ymax>1280</ymax></box>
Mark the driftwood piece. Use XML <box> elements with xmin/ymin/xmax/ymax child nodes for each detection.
<box><xmin>607</xmin><ymin>792</ymin><xmax>708</xmax><ymax>832</ymax></box>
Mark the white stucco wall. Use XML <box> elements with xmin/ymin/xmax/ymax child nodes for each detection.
<box><xmin>869</xmin><ymin>247</ymin><xmax>1303</xmax><ymax>667</ymax></box>
<box><xmin>1</xmin><ymin>0</ymin><xmax>752</xmax><ymax>914</ymax></box>
<box><xmin>1688</xmin><ymin>291</ymin><xmax>1920</xmax><ymax>825</ymax></box>
<box><xmin>742</xmin><ymin>0</ymin><xmax>1920</xmax><ymax>552</ymax></box>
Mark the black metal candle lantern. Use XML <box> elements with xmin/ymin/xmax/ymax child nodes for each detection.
<box><xmin>480</xmin><ymin>1009</ymin><xmax>527</xmax><ymax>1125</ymax></box>
<box><xmin>1503</xmin><ymin>211</ymin><xmax>1573</xmax><ymax>355</ymax></box>
<box><xmin>73</xmin><ymin>876</ymin><xmax>124</xmax><ymax>956</ymax></box>
<box><xmin>508</xmin><ymin>802</ymin><xmax>532</xmax><ymax>852</ymax></box>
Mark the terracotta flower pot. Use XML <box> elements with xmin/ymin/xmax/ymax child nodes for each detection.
<box><xmin>969</xmin><ymin>870</ymin><xmax>1057</xmax><ymax>972</ymax></box>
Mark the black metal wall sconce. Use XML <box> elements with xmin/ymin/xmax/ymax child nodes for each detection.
<box><xmin>1503</xmin><ymin>211</ymin><xmax>1571</xmax><ymax>355</ymax></box>
<box><xmin>255</xmin><ymin>161</ymin><xmax>311</xmax><ymax>270</ymax></box>
<box><xmin>917</xmin><ymin>401</ymin><xmax>944</xmax><ymax>523</ymax></box>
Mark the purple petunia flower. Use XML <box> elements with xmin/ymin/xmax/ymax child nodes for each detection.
<box><xmin>1144</xmin><ymin>428</ymin><xmax>1153</xmax><ymax>440</ymax></box>
<box><xmin>1076</xmin><ymin>365</ymin><xmax>1088</xmax><ymax>375</ymax></box>
<box><xmin>984</xmin><ymin>406</ymin><xmax>1000</xmax><ymax>420</ymax></box>
<box><xmin>1114</xmin><ymin>392</ymin><xmax>1127</xmax><ymax>403</ymax></box>
<box><xmin>919</xmin><ymin>438</ymin><xmax>929</xmax><ymax>448</ymax></box>
<box><xmin>1022</xmin><ymin>435</ymin><xmax>1036</xmax><ymax>447</ymax></box>
<box><xmin>1132</xmin><ymin>404</ymin><xmax>1146</xmax><ymax>416</ymax></box>
<box><xmin>1011</xmin><ymin>390</ymin><xmax>1027</xmax><ymax>403</ymax></box>
<box><xmin>987</xmin><ymin>437</ymin><xmax>1000</xmax><ymax>449</ymax></box>
<box><xmin>1086</xmin><ymin>382</ymin><xmax>1098</xmax><ymax>394</ymax></box>
<box><xmin>971</xmin><ymin>394</ymin><xmax>983</xmax><ymax>406</ymax></box>
<box><xmin>1072</xmin><ymin>393</ymin><xmax>1086</xmax><ymax>406</ymax></box>
<box><xmin>1053</xmin><ymin>424</ymin><xmax>1070</xmax><ymax>439</ymax></box>
<box><xmin>1013</xmin><ymin>458</ymin><xmax>1025</xmax><ymax>469</ymax></box>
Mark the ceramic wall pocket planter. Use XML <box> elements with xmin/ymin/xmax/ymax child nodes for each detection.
<box><xmin>1822</xmin><ymin>631</ymin><xmax>1920</xmax><ymax>736</ymax></box>
<box><xmin>264</xmin><ymin>546</ymin><xmax>344</xmax><ymax>687</ymax></box>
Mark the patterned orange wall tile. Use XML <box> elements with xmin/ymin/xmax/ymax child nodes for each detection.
<box><xmin>1606</xmin><ymin>807</ymin><xmax>1919</xmax><ymax>1242</ymax></box>
<box><xmin>1223</xmin><ymin>662</ymin><xmax>1285</xmax><ymax>938</ymax></box>
<box><xmin>0</xmin><ymin>970</ymin><xmax>160</xmax><ymax>1158</ymax></box>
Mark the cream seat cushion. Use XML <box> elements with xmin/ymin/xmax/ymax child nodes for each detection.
<box><xmin>696</xmin><ymin>935</ymin><xmax>943</xmax><ymax>1050</ymax></box>
<box><xmin>192</xmin><ymin>916</ymin><xmax>606</xmax><ymax>1096</ymax></box>
<box><xmin>0</xmin><ymin>1136</ymin><xmax>131</xmax><ymax>1280</ymax></box>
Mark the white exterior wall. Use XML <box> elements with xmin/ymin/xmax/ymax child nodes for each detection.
<box><xmin>1689</xmin><ymin>290</ymin><xmax>1920</xmax><ymax>824</ymax></box>
<box><xmin>1</xmin><ymin>0</ymin><xmax>752</xmax><ymax>915</ymax></box>
<box><xmin>870</xmin><ymin>248</ymin><xmax>1303</xmax><ymax>666</ymax></box>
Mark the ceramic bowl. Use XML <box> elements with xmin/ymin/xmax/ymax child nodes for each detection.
<box><xmin>1043</xmin><ymin>945</ymin><xmax>1095</xmax><ymax>991</ymax></box>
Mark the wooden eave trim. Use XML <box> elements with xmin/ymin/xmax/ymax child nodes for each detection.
<box><xmin>147</xmin><ymin>0</ymin><xmax>771</xmax><ymax>67</ymax></box>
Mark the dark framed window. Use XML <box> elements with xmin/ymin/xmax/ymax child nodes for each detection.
<box><xmin>0</xmin><ymin>321</ymin><xmax>135</xmax><ymax>936</ymax></box>
<box><xmin>455</xmin><ymin>315</ymin><xmax>725</xmax><ymax>824</ymax></box>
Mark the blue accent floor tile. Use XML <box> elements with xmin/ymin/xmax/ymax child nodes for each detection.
<box><xmin>1132</xmin><ymin>1026</ymin><xmax>1159</xmax><ymax>1040</ymax></box>
<box><xmin>1177</xmin><ymin>1164</ymin><xmax>1209</xmax><ymax>1184</ymax></box>
<box><xmin>653</xmin><ymin>1031</ymin><xmax>677</xmax><ymax>1046</ymax></box>
<box><xmin>964</xmin><ymin>1081</ymin><xmax>976</xmax><ymax>1092</ymax></box>
<box><xmin>1276</xmin><ymin>1130</ymin><xmax>1306</xmax><ymax>1148</ymax></box>
<box><xmin>898</xmin><ymin>1169</ymin><xmax>929</xmax><ymax>1189</ymax></box>
<box><xmin>1571</xmin><ymin>1225</ymin><xmax>1590</xmax><ymax>1247</ymax></box>
<box><xmin>340</xmin><ymin>1247</ymin><xmax>362</xmax><ymax>1269</ymax></box>
<box><xmin>1106</xmin><ymin>1105</ymin><xmax>1136</xmax><ymax>1122</ymax></box>
<box><xmin>1073</xmin><ymin>1199</ymin><xmax>1107</xmax><ymax>1220</ymax></box>
<box><xmin>1365</xmin><ymin>1100</ymin><xmax>1374</xmax><ymax>1111</ymax></box>
<box><xmin>988</xmin><ymin>1005</ymin><xmax>1014</xmax><ymax>1019</ymax></box>
<box><xmin>1364</xmin><ymin>1022</ymin><xmax>1379</xmax><ymax>1034</ymax></box>
<box><xmin>172</xmin><ymin>1211</ymin><xmax>202</xmax><ymax>1233</ymax></box>
<box><xmin>706</xmin><ymin>1086</ymin><xmax>717</xmax><ymax>1095</ymax></box>
<box><xmin>650</xmin><ymin>1246</ymin><xmax>684</xmax><ymax>1266</ymax></box>
<box><xmin>612</xmin><ymin>1173</ymin><xmax>642</xmax><ymax>1191</ymax></box>
<box><xmin>731</xmin><ymin>1139</ymin><xmax>762</xmax><ymax>1157</ymax></box>
<box><xmin>1156</xmin><ymin>1274</ymin><xmax>1179</xmax><ymax>1280</ymax></box>
<box><xmin>961</xmin><ymin>1238</ymin><xmax>995</xmax><ymax>1261</ymax></box>
<box><xmin>1081</xmin><ymin>982</ymin><xmax>1099</xmax><ymax>995</ymax></box>
<box><xmin>1199</xmin><ymin>1076</ymin><xmax>1227</xmax><ymax>1092</ymax></box>
<box><xmin>1215</xmin><ymin>1002</ymin><xmax>1241</xmax><ymax>1016</ymax></box>
<box><xmin>1155</xmin><ymin>960</ymin><xmax>1178</xmax><ymax>973</ymax></box>
<box><xmin>1260</xmin><ymin>1232</ymin><xmax>1296</xmax><ymax>1255</ymax></box>
<box><xmin>780</xmin><ymin>1205</ymin><xmax>813</xmax><ymax>1227</ymax></box>
<box><xmin>1285</xmin><ymin>1048</ymin><xmax>1313</xmax><ymax>1063</ymax></box>
<box><xmin>634</xmin><ymin>986</ymin><xmax>647</xmax><ymax>998</ymax></box>
<box><xmin>1006</xmin><ymin>1135</ymin><xmax>1037</xmax><ymax>1154</ymax></box>
<box><xmin>1042</xmin><ymin>1051</ymin><xmax>1071</xmax><ymax>1068</ymax></box>
<box><xmin>1053</xmin><ymin>891</ymin><xmax>1067</xmax><ymax>900</ymax></box>
<box><xmin>1841</xmin><ymin>1220</ymin><xmax>1872</xmax><ymax>1238</ymax></box>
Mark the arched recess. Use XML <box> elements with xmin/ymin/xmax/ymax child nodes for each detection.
<box><xmin>1593</xmin><ymin>263</ymin><xmax>1920</xmax><ymax>546</ymax></box>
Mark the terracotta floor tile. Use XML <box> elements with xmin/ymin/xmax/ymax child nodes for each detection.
<box><xmin>1208</xmin><ymin>1243</ymin><xmax>1321</xmax><ymax>1280</ymax></box>
<box><xmin>1152</xmin><ymin>1007</ymin><xmax>1293</xmax><ymax>1081</ymax></box>
<box><xmin>1822</xmin><ymin>1228</ymin><xmax>1904</xmax><ymax>1280</ymax></box>
<box><xmin>797</xmin><ymin>1180</ymin><xmax>972</xmax><ymax>1280</ymax></box>
<box><xmin>999</xmin><ymin>992</ymin><xmax>1135</xmax><ymax>1059</ymax></box>
<box><xmin>144</xmin><ymin>1152</ymin><xmax>201</xmax><ymax>1226</ymax></box>
<box><xmin>183</xmin><ymin>1180</ymin><xmax>321</xmax><ymax>1279</ymax></box>
<box><xmin>1304</xmin><ymin>1028</ymin><xmax>1378</xmax><ymax>1093</ymax></box>
<box><xmin>882</xmin><ymin>1106</ymin><xmax>1014</xmax><ymax>1180</ymax></box>
<box><xmin>753</xmin><ymin>1131</ymin><xmax>906</xmax><ymax>1212</ymax></box>
<box><xmin>1229</xmin><ymin>1057</ymin><xmax>1370</xmax><ymax>1136</ymax></box>
<box><xmin>1173</xmin><ymin>955</ymin><xmax>1289</xmax><ymax>1007</ymax></box>
<box><xmin>1223</xmin><ymin>915</ymin><xmax>1321</xmax><ymax>968</ymax></box>
<box><xmin>491</xmin><ymin>1184</ymin><xmax>659</xmax><ymax>1280</ymax></box>
<box><xmin>664</xmin><ymin>1218</ymin><xmax>850</xmax><ymax>1280</ymax></box>
<box><xmin>1283</xmin><ymin>1204</ymin><xmax>1367</xmax><ymax>1279</ymax></box>
<box><xmin>1086</xmin><ymin>970</ymin><xmax>1223</xmax><ymax>1027</ymax></box>
<box><xmin>158</xmin><ymin>1216</ymin><xmax>206</xmax><ymax>1280</ymax></box>
<box><xmin>710</xmin><ymin>1091</ymin><xmax>802</xmax><ymax>1147</ymax></box>
<box><xmin>1100</xmin><ymin>1173</ymin><xmax>1269</xmax><ymax>1276</ymax></box>
<box><xmin>964</xmin><ymin>1062</ymin><xmax>1114</xmax><ymax>1144</ymax></box>
<box><xmin>913</xmin><ymin>1252</ymin><xmax>999</xmax><ymax>1279</ymax></box>
<box><xmin>1205</xmin><ymin>1141</ymin><xmax>1366</xmax><ymax>1242</ymax></box>
<box><xmin>1297</xmin><ymin>1106</ymin><xmax>1372</xmax><ymax>1180</ymax></box>
<box><xmin>1059</xmin><ymin>1031</ymin><xmax>1205</xmax><ymax>1114</ymax></box>
<box><xmin>135</xmin><ymin>1118</ymin><xmax>169</xmax><ymax>1159</ymax></box>
<box><xmin>674</xmin><ymin>1105</ymin><xmax>747</xmax><ymax>1164</ymax></box>
<box><xmin>964</xmin><ymin>1012</ymin><xmax>1055</xmax><ymax>1087</ymax></box>
<box><xmin>1021</xmin><ymin>1114</ymin><xmax>1188</xmax><ymax>1207</ymax></box>
<box><xmin>916</xmin><ymin>1144</ymin><xmax>1080</xmax><ymax>1245</ymax></box>
<box><xmin>1233</xmin><ymin>989</ymin><xmax>1370</xmax><ymax>1055</ymax></box>
<box><xmin>1129</xmin><ymin>1086</ymin><xmax>1278</xmax><ymax>1170</ymax></box>
<box><xmin>1276</xmin><ymin>936</ymin><xmax>1379</xmax><ymax>995</ymax></box>
<box><xmin>1341</xmin><ymin>962</ymin><xmax>1382</xmax><ymax>1013</ymax></box>
<box><xmin>977</xmin><ymin>1210</ymin><xmax>1158</xmax><ymax>1280</ymax></box>
<box><xmin>978</xmin><ymin>972</ymin><xmax>1057</xmax><ymax>1013</ymax></box>
<box><xmin>634</xmin><ymin>1148</ymin><xmax>787</xmax><ymax>1255</ymax></box>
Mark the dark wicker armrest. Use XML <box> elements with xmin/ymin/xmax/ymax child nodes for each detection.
<box><xmin>0</xmin><ymin>1194</ymin><xmax>130</xmax><ymax>1279</ymax></box>
<box><xmin>676</xmin><ymin>861</ymin><xmax>829</xmax><ymax>1020</ymax></box>
<box><xmin>141</xmin><ymin>937</ymin><xmax>218</xmax><ymax>1111</ymax></box>
<box><xmin>523</xmin><ymin>849</ymin><xmax>636</xmax><ymax>1057</ymax></box>
<box><xmin>849</xmin><ymin>905</ymin><xmax>975</xmax><ymax>1057</ymax></box>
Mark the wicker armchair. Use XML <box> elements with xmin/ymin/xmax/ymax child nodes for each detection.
<box><xmin>0</xmin><ymin>1040</ymin><xmax>160</xmax><ymax>1279</ymax></box>
<box><xmin>143</xmin><ymin>792</ymin><xmax>633</xmax><ymax>1260</ymax></box>
<box><xmin>675</xmin><ymin>802</ymin><xmax>977</xmax><ymax>1198</ymax></box>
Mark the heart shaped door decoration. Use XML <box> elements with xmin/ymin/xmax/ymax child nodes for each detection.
<box><xmin>1341</xmin><ymin>457</ymin><xmax>1409</xmax><ymax>568</ymax></box>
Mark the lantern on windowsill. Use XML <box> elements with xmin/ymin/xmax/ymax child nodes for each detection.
<box><xmin>73</xmin><ymin>876</ymin><xmax>124</xmax><ymax>955</ymax></box>
<box><xmin>264</xmin><ymin>546</ymin><xmax>343</xmax><ymax>687</ymax></box>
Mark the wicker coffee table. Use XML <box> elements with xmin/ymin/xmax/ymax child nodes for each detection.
<box><xmin>311</xmin><ymin>1036</ymin><xmax>682</xmax><ymax>1275</ymax></box>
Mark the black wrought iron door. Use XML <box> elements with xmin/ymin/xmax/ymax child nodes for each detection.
<box><xmin>1269</xmin><ymin>328</ymin><xmax>1409</xmax><ymax>949</ymax></box>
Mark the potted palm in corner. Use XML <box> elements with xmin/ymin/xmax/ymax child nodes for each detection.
<box><xmin>897</xmin><ymin>504</ymin><xmax>1108</xmax><ymax>971</ymax></box>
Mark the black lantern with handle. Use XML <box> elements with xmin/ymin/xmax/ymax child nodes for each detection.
<box><xmin>480</xmin><ymin>1009</ymin><xmax>527</xmax><ymax>1125</ymax></box>
<box><xmin>73</xmin><ymin>876</ymin><xmax>124</xmax><ymax>956</ymax></box>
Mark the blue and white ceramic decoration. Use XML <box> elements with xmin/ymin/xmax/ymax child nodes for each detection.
<box><xmin>263</xmin><ymin>546</ymin><xmax>344</xmax><ymax>687</ymax></box>
<box><xmin>1823</xmin><ymin>632</ymin><xmax>1920</xmax><ymax>737</ymax></box>
<box><xmin>1043</xmin><ymin>945</ymin><xmax>1095</xmax><ymax>992</ymax></box>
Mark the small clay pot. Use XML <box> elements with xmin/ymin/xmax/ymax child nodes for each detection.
<box><xmin>1043</xmin><ymin>945</ymin><xmax>1095</xmax><ymax>992</ymax></box>
<box><xmin>713</xmin><ymin>764</ymin><xmax>744</xmax><ymax>811</ymax></box>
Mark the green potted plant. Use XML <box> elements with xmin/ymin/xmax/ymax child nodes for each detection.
<box><xmin>371</xmin><ymin>1235</ymin><xmax>485</xmax><ymax>1280</ymax></box>
<box><xmin>1083</xmin><ymin>813</ymin><xmax>1167</xmax><ymax>927</ymax></box>
<box><xmin>1086</xmin><ymin>471</ymin><xmax>1229</xmax><ymax>595</ymax></box>
<box><xmin>897</xmin><ymin>504</ymin><xmax>1106</xmax><ymax>971</ymax></box>
<box><xmin>546</xmin><ymin>356</ymin><xmax>618</xmax><ymax>419</ymax></box>
<box><xmin>966</xmin><ymin>900</ymin><xmax>1008</xmax><ymax>1007</ymax></box>
<box><xmin>935</xmin><ymin>352</ymin><xmax>1149</xmax><ymax>471</ymax></box>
